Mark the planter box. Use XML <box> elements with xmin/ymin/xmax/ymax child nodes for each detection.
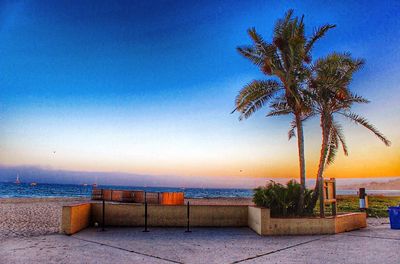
<box><xmin>248</xmin><ymin>206</ymin><xmax>367</xmax><ymax>235</ymax></box>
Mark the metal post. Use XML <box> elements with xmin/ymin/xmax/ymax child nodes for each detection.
<box><xmin>102</xmin><ymin>189</ymin><xmax>105</xmax><ymax>231</ymax></box>
<box><xmin>185</xmin><ymin>201</ymin><xmax>191</xmax><ymax>233</ymax></box>
<box><xmin>332</xmin><ymin>179</ymin><xmax>337</xmax><ymax>216</ymax></box>
<box><xmin>359</xmin><ymin>188</ymin><xmax>367</xmax><ymax>212</ymax></box>
<box><xmin>157</xmin><ymin>192</ymin><xmax>160</xmax><ymax>204</ymax></box>
<box><xmin>143</xmin><ymin>201</ymin><xmax>149</xmax><ymax>232</ymax></box>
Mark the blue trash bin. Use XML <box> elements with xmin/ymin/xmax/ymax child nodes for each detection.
<box><xmin>388</xmin><ymin>206</ymin><xmax>400</xmax><ymax>229</ymax></box>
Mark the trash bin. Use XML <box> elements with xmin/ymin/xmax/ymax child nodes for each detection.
<box><xmin>388</xmin><ymin>206</ymin><xmax>400</xmax><ymax>229</ymax></box>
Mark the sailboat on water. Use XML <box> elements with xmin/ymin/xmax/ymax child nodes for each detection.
<box><xmin>92</xmin><ymin>176</ymin><xmax>98</xmax><ymax>188</ymax></box>
<box><xmin>15</xmin><ymin>174</ymin><xmax>21</xmax><ymax>184</ymax></box>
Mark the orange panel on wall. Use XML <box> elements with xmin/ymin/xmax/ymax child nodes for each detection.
<box><xmin>161</xmin><ymin>192</ymin><xmax>184</xmax><ymax>205</ymax></box>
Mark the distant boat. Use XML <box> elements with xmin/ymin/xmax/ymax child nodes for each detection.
<box><xmin>15</xmin><ymin>174</ymin><xmax>21</xmax><ymax>184</ymax></box>
<box><xmin>30</xmin><ymin>182</ymin><xmax>37</xmax><ymax>186</ymax></box>
<box><xmin>93</xmin><ymin>176</ymin><xmax>98</xmax><ymax>188</ymax></box>
<box><xmin>82</xmin><ymin>183</ymin><xmax>88</xmax><ymax>186</ymax></box>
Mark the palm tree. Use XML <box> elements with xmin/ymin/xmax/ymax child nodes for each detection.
<box><xmin>307</xmin><ymin>53</ymin><xmax>391</xmax><ymax>215</ymax></box>
<box><xmin>232</xmin><ymin>9</ymin><xmax>335</xmax><ymax>213</ymax></box>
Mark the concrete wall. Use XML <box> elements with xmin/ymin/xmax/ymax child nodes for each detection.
<box><xmin>90</xmin><ymin>203</ymin><xmax>248</xmax><ymax>227</ymax></box>
<box><xmin>268</xmin><ymin>217</ymin><xmax>335</xmax><ymax>235</ymax></box>
<box><xmin>91</xmin><ymin>203</ymin><xmax>144</xmax><ymax>226</ymax></box>
<box><xmin>247</xmin><ymin>207</ymin><xmax>367</xmax><ymax>236</ymax></box>
<box><xmin>335</xmin><ymin>213</ymin><xmax>367</xmax><ymax>233</ymax></box>
<box><xmin>248</xmin><ymin>206</ymin><xmax>270</xmax><ymax>235</ymax></box>
<box><xmin>62</xmin><ymin>203</ymin><xmax>367</xmax><ymax>236</ymax></box>
<box><xmin>190</xmin><ymin>205</ymin><xmax>248</xmax><ymax>227</ymax></box>
<box><xmin>61</xmin><ymin>203</ymin><xmax>91</xmax><ymax>235</ymax></box>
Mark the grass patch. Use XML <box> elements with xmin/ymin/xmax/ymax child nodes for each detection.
<box><xmin>321</xmin><ymin>195</ymin><xmax>400</xmax><ymax>217</ymax></box>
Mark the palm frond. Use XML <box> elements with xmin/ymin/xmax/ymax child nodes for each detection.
<box><xmin>238</xmin><ymin>29</ymin><xmax>283</xmax><ymax>76</ymax></box>
<box><xmin>345</xmin><ymin>93</ymin><xmax>370</xmax><ymax>104</ymax></box>
<box><xmin>274</xmin><ymin>9</ymin><xmax>295</xmax><ymax>37</ymax></box>
<box><xmin>247</xmin><ymin>27</ymin><xmax>269</xmax><ymax>53</ymax></box>
<box><xmin>326</xmin><ymin>134</ymin><xmax>338</xmax><ymax>166</ymax></box>
<box><xmin>288</xmin><ymin>119</ymin><xmax>297</xmax><ymax>140</ymax></box>
<box><xmin>331</xmin><ymin>120</ymin><xmax>348</xmax><ymax>155</ymax></box>
<box><xmin>305</xmin><ymin>24</ymin><xmax>336</xmax><ymax>55</ymax></box>
<box><xmin>267</xmin><ymin>99</ymin><xmax>292</xmax><ymax>117</ymax></box>
<box><xmin>340</xmin><ymin>112</ymin><xmax>391</xmax><ymax>146</ymax></box>
<box><xmin>267</xmin><ymin>108</ymin><xmax>292</xmax><ymax>117</ymax></box>
<box><xmin>237</xmin><ymin>46</ymin><xmax>264</xmax><ymax>67</ymax></box>
<box><xmin>233</xmin><ymin>80</ymin><xmax>282</xmax><ymax>120</ymax></box>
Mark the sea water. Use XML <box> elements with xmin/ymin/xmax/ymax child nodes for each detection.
<box><xmin>0</xmin><ymin>182</ymin><xmax>253</xmax><ymax>198</ymax></box>
<box><xmin>0</xmin><ymin>182</ymin><xmax>399</xmax><ymax>198</ymax></box>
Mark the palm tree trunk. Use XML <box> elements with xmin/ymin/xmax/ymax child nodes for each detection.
<box><xmin>295</xmin><ymin>113</ymin><xmax>306</xmax><ymax>214</ymax></box>
<box><xmin>309</xmin><ymin>114</ymin><xmax>330</xmax><ymax>216</ymax></box>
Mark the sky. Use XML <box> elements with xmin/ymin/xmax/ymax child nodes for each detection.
<box><xmin>0</xmin><ymin>0</ymin><xmax>399</xmax><ymax>186</ymax></box>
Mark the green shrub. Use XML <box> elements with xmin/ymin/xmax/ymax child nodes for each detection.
<box><xmin>253</xmin><ymin>180</ymin><xmax>314</xmax><ymax>217</ymax></box>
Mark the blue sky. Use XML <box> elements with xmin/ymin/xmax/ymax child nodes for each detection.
<box><xmin>0</xmin><ymin>0</ymin><xmax>399</xmax><ymax>185</ymax></box>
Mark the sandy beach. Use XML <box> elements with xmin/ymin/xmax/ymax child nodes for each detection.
<box><xmin>0</xmin><ymin>198</ymin><xmax>90</xmax><ymax>239</ymax></box>
<box><xmin>0</xmin><ymin>197</ymin><xmax>253</xmax><ymax>239</ymax></box>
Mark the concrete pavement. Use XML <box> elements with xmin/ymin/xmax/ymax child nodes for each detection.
<box><xmin>0</xmin><ymin>223</ymin><xmax>399</xmax><ymax>263</ymax></box>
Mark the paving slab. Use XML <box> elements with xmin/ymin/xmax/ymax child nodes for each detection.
<box><xmin>73</xmin><ymin>227</ymin><xmax>324</xmax><ymax>263</ymax></box>
<box><xmin>242</xmin><ymin>224</ymin><xmax>400</xmax><ymax>264</ymax></box>
<box><xmin>0</xmin><ymin>234</ymin><xmax>169</xmax><ymax>264</ymax></box>
<box><xmin>345</xmin><ymin>223</ymin><xmax>400</xmax><ymax>240</ymax></box>
<box><xmin>0</xmin><ymin>224</ymin><xmax>398</xmax><ymax>264</ymax></box>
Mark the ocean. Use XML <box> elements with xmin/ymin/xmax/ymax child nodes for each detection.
<box><xmin>0</xmin><ymin>182</ymin><xmax>254</xmax><ymax>198</ymax></box>
<box><xmin>1</xmin><ymin>182</ymin><xmax>400</xmax><ymax>198</ymax></box>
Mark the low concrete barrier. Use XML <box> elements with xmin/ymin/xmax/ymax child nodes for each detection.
<box><xmin>268</xmin><ymin>217</ymin><xmax>335</xmax><ymax>235</ymax></box>
<box><xmin>335</xmin><ymin>212</ymin><xmax>367</xmax><ymax>233</ymax></box>
<box><xmin>190</xmin><ymin>205</ymin><xmax>248</xmax><ymax>227</ymax></box>
<box><xmin>61</xmin><ymin>203</ymin><xmax>91</xmax><ymax>235</ymax></box>
<box><xmin>248</xmin><ymin>206</ymin><xmax>269</xmax><ymax>235</ymax></box>
<box><xmin>62</xmin><ymin>203</ymin><xmax>367</xmax><ymax>235</ymax></box>
<box><xmin>247</xmin><ymin>206</ymin><xmax>367</xmax><ymax>235</ymax></box>
<box><xmin>90</xmin><ymin>203</ymin><xmax>248</xmax><ymax>227</ymax></box>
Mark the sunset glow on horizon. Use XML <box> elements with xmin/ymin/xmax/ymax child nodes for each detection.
<box><xmin>1</xmin><ymin>1</ymin><xmax>399</xmax><ymax>185</ymax></box>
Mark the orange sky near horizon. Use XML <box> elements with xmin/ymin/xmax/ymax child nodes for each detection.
<box><xmin>1</xmin><ymin>112</ymin><xmax>398</xmax><ymax>180</ymax></box>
